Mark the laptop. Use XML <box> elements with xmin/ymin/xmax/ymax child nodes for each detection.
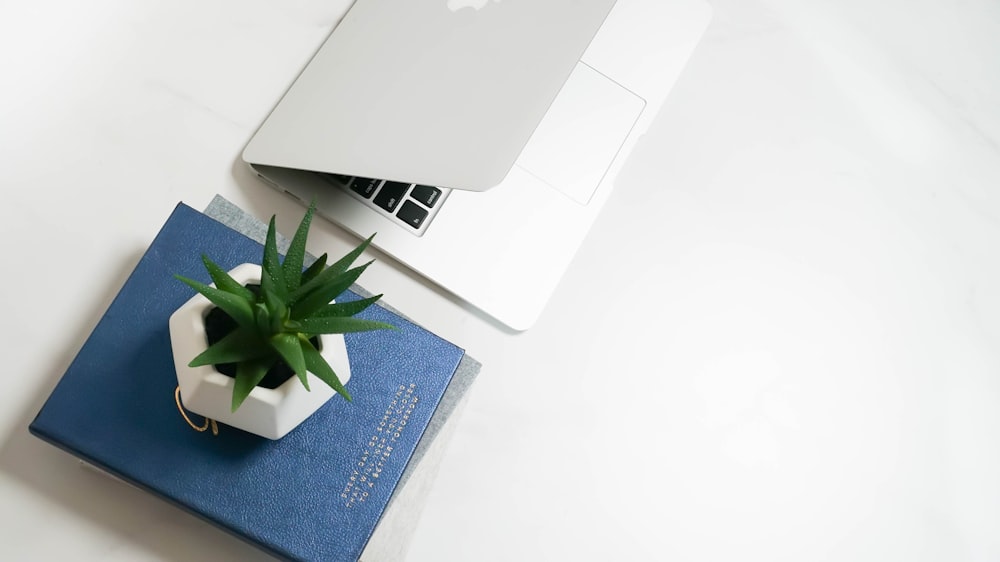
<box><xmin>244</xmin><ymin>0</ymin><xmax>712</xmax><ymax>330</ymax></box>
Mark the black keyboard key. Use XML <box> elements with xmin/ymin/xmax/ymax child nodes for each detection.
<box><xmin>410</xmin><ymin>184</ymin><xmax>442</xmax><ymax>207</ymax></box>
<box><xmin>373</xmin><ymin>181</ymin><xmax>409</xmax><ymax>212</ymax></box>
<box><xmin>351</xmin><ymin>177</ymin><xmax>381</xmax><ymax>198</ymax></box>
<box><xmin>396</xmin><ymin>200</ymin><xmax>429</xmax><ymax>229</ymax></box>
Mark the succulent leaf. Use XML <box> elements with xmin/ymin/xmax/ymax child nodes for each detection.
<box><xmin>254</xmin><ymin>302</ymin><xmax>271</xmax><ymax>336</ymax></box>
<box><xmin>282</xmin><ymin>201</ymin><xmax>316</xmax><ymax>293</ymax></box>
<box><xmin>188</xmin><ymin>329</ymin><xmax>269</xmax><ymax>367</ymax></box>
<box><xmin>300</xmin><ymin>253</ymin><xmax>327</xmax><ymax>285</ymax></box>
<box><xmin>289</xmin><ymin>235</ymin><xmax>374</xmax><ymax>303</ymax></box>
<box><xmin>270</xmin><ymin>333</ymin><xmax>309</xmax><ymax>390</ymax></box>
<box><xmin>310</xmin><ymin>294</ymin><xmax>384</xmax><ymax>318</ymax></box>
<box><xmin>302</xmin><ymin>338</ymin><xmax>352</xmax><ymax>402</ymax></box>
<box><xmin>298</xmin><ymin>316</ymin><xmax>396</xmax><ymax>335</ymax></box>
<box><xmin>175</xmin><ymin>275</ymin><xmax>254</xmax><ymax>328</ymax></box>
<box><xmin>232</xmin><ymin>357</ymin><xmax>273</xmax><ymax>412</ymax></box>
<box><xmin>201</xmin><ymin>255</ymin><xmax>254</xmax><ymax>301</ymax></box>
<box><xmin>261</xmin><ymin>216</ymin><xmax>289</xmax><ymax>300</ymax></box>
<box><xmin>260</xmin><ymin>285</ymin><xmax>288</xmax><ymax>334</ymax></box>
<box><xmin>326</xmin><ymin>234</ymin><xmax>375</xmax><ymax>277</ymax></box>
<box><xmin>290</xmin><ymin>262</ymin><xmax>373</xmax><ymax>320</ymax></box>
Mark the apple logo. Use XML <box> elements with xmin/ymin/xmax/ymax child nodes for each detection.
<box><xmin>447</xmin><ymin>0</ymin><xmax>502</xmax><ymax>12</ymax></box>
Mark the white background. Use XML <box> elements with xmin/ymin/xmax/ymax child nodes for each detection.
<box><xmin>3</xmin><ymin>1</ymin><xmax>1000</xmax><ymax>560</ymax></box>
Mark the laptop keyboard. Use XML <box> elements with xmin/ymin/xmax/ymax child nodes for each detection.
<box><xmin>317</xmin><ymin>173</ymin><xmax>450</xmax><ymax>237</ymax></box>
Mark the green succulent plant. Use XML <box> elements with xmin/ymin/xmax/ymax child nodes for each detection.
<box><xmin>175</xmin><ymin>202</ymin><xmax>393</xmax><ymax>412</ymax></box>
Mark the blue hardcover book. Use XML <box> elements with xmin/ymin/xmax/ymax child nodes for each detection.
<box><xmin>29</xmin><ymin>203</ymin><xmax>465</xmax><ymax>561</ymax></box>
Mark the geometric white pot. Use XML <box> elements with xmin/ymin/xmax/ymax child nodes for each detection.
<box><xmin>168</xmin><ymin>263</ymin><xmax>351</xmax><ymax>440</ymax></box>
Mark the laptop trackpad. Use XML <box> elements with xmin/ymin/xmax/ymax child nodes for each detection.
<box><xmin>516</xmin><ymin>63</ymin><xmax>645</xmax><ymax>205</ymax></box>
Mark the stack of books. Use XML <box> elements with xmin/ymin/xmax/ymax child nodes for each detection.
<box><xmin>30</xmin><ymin>197</ymin><xmax>479</xmax><ymax>561</ymax></box>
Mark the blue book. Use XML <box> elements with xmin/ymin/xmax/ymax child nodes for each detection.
<box><xmin>29</xmin><ymin>203</ymin><xmax>466</xmax><ymax>561</ymax></box>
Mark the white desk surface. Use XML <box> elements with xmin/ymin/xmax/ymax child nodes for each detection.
<box><xmin>4</xmin><ymin>1</ymin><xmax>1000</xmax><ymax>560</ymax></box>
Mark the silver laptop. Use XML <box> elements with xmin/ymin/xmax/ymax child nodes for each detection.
<box><xmin>244</xmin><ymin>0</ymin><xmax>712</xmax><ymax>330</ymax></box>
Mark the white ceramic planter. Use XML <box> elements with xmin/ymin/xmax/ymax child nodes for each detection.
<box><xmin>168</xmin><ymin>263</ymin><xmax>351</xmax><ymax>440</ymax></box>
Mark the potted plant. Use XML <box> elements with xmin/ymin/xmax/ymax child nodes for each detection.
<box><xmin>168</xmin><ymin>202</ymin><xmax>393</xmax><ymax>439</ymax></box>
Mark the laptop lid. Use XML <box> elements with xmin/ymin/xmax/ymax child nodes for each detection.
<box><xmin>243</xmin><ymin>0</ymin><xmax>619</xmax><ymax>191</ymax></box>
